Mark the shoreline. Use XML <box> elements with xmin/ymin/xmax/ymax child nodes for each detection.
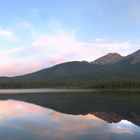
<box><xmin>0</xmin><ymin>88</ymin><xmax>98</xmax><ymax>94</ymax></box>
<box><xmin>0</xmin><ymin>88</ymin><xmax>139</xmax><ymax>94</ymax></box>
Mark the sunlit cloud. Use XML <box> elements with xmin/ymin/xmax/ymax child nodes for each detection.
<box><xmin>0</xmin><ymin>29</ymin><xmax>138</xmax><ymax>76</ymax></box>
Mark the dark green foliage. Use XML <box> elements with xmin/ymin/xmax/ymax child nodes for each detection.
<box><xmin>0</xmin><ymin>80</ymin><xmax>140</xmax><ymax>89</ymax></box>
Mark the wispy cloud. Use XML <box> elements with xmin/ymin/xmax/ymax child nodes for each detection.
<box><xmin>19</xmin><ymin>21</ymin><xmax>32</xmax><ymax>29</ymax></box>
<box><xmin>31</xmin><ymin>8</ymin><xmax>39</xmax><ymax>15</ymax></box>
<box><xmin>0</xmin><ymin>28</ymin><xmax>18</xmax><ymax>41</ymax></box>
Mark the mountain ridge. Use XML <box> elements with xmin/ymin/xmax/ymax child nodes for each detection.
<box><xmin>0</xmin><ymin>49</ymin><xmax>140</xmax><ymax>88</ymax></box>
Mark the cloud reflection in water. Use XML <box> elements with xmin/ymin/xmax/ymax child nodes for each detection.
<box><xmin>0</xmin><ymin>100</ymin><xmax>139</xmax><ymax>140</ymax></box>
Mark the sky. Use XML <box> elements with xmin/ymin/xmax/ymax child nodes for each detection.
<box><xmin>0</xmin><ymin>0</ymin><xmax>140</xmax><ymax>76</ymax></box>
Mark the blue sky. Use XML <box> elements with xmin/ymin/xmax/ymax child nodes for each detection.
<box><xmin>0</xmin><ymin>0</ymin><xmax>140</xmax><ymax>76</ymax></box>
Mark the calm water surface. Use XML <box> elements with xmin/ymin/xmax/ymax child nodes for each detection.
<box><xmin>0</xmin><ymin>89</ymin><xmax>139</xmax><ymax>140</ymax></box>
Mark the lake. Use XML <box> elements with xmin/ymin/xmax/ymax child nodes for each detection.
<box><xmin>0</xmin><ymin>89</ymin><xmax>139</xmax><ymax>140</ymax></box>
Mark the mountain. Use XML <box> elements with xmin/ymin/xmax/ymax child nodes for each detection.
<box><xmin>1</xmin><ymin>49</ymin><xmax>140</xmax><ymax>88</ymax></box>
<box><xmin>91</xmin><ymin>53</ymin><xmax>123</xmax><ymax>65</ymax></box>
<box><xmin>126</xmin><ymin>49</ymin><xmax>140</xmax><ymax>64</ymax></box>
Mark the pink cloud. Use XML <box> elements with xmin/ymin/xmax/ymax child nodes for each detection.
<box><xmin>0</xmin><ymin>30</ymin><xmax>136</xmax><ymax>76</ymax></box>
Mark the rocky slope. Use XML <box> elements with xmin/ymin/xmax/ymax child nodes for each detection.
<box><xmin>91</xmin><ymin>53</ymin><xmax>123</xmax><ymax>65</ymax></box>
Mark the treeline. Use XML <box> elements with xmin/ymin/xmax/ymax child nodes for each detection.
<box><xmin>0</xmin><ymin>80</ymin><xmax>140</xmax><ymax>89</ymax></box>
<box><xmin>0</xmin><ymin>81</ymin><xmax>49</xmax><ymax>89</ymax></box>
<box><xmin>87</xmin><ymin>80</ymin><xmax>140</xmax><ymax>89</ymax></box>
<box><xmin>0</xmin><ymin>81</ymin><xmax>82</xmax><ymax>89</ymax></box>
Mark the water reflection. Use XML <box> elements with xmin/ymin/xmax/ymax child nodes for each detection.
<box><xmin>0</xmin><ymin>100</ymin><xmax>140</xmax><ymax>140</ymax></box>
<box><xmin>0</xmin><ymin>90</ymin><xmax>140</xmax><ymax>127</ymax></box>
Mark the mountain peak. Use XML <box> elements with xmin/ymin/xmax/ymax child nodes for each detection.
<box><xmin>91</xmin><ymin>52</ymin><xmax>123</xmax><ymax>65</ymax></box>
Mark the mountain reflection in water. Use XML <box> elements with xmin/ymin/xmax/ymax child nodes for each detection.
<box><xmin>0</xmin><ymin>99</ymin><xmax>139</xmax><ymax>140</ymax></box>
